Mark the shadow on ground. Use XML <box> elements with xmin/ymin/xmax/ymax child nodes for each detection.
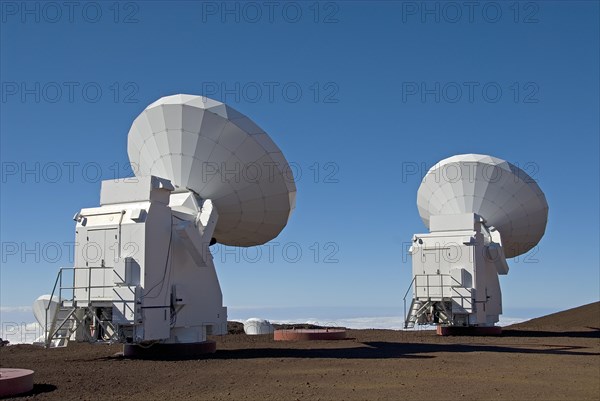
<box><xmin>210</xmin><ymin>341</ymin><xmax>599</xmax><ymax>360</ymax></box>
<box><xmin>81</xmin><ymin>328</ymin><xmax>600</xmax><ymax>362</ymax></box>
<box><xmin>9</xmin><ymin>383</ymin><xmax>57</xmax><ymax>398</ymax></box>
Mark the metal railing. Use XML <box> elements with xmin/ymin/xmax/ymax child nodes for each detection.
<box><xmin>403</xmin><ymin>276</ymin><xmax>417</xmax><ymax>326</ymax></box>
<box><xmin>44</xmin><ymin>266</ymin><xmax>116</xmax><ymax>346</ymax></box>
<box><xmin>403</xmin><ymin>274</ymin><xmax>474</xmax><ymax>328</ymax></box>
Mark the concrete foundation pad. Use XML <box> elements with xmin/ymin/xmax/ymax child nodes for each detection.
<box><xmin>0</xmin><ymin>368</ymin><xmax>34</xmax><ymax>398</ymax></box>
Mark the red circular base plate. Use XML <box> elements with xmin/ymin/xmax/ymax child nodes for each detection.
<box><xmin>436</xmin><ymin>326</ymin><xmax>502</xmax><ymax>336</ymax></box>
<box><xmin>274</xmin><ymin>329</ymin><xmax>346</xmax><ymax>341</ymax></box>
<box><xmin>0</xmin><ymin>368</ymin><xmax>34</xmax><ymax>398</ymax></box>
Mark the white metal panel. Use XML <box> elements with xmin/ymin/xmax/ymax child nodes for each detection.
<box><xmin>142</xmin><ymin>307</ymin><xmax>170</xmax><ymax>340</ymax></box>
<box><xmin>83</xmin><ymin>228</ymin><xmax>117</xmax><ymax>301</ymax></box>
<box><xmin>162</xmin><ymin>104</ymin><xmax>183</xmax><ymax>130</ymax></box>
<box><xmin>112</xmin><ymin>286</ymin><xmax>138</xmax><ymax>324</ymax></box>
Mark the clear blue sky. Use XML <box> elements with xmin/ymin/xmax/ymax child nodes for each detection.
<box><xmin>1</xmin><ymin>1</ymin><xmax>598</xmax><ymax>323</ymax></box>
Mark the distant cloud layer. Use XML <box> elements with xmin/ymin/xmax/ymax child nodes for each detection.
<box><xmin>267</xmin><ymin>316</ymin><xmax>526</xmax><ymax>330</ymax></box>
<box><xmin>0</xmin><ymin>305</ymin><xmax>32</xmax><ymax>313</ymax></box>
<box><xmin>1</xmin><ymin>309</ymin><xmax>527</xmax><ymax>344</ymax></box>
<box><xmin>1</xmin><ymin>322</ymin><xmax>42</xmax><ymax>344</ymax></box>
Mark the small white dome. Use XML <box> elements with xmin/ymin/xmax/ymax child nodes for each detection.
<box><xmin>244</xmin><ymin>318</ymin><xmax>274</xmax><ymax>335</ymax></box>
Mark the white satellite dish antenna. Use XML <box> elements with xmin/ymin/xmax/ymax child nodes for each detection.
<box><xmin>127</xmin><ymin>94</ymin><xmax>296</xmax><ymax>246</ymax></box>
<box><xmin>417</xmin><ymin>154</ymin><xmax>548</xmax><ymax>257</ymax></box>
<box><xmin>405</xmin><ymin>154</ymin><xmax>548</xmax><ymax>334</ymax></box>
<box><xmin>36</xmin><ymin>95</ymin><xmax>296</xmax><ymax>357</ymax></box>
<box><xmin>32</xmin><ymin>294</ymin><xmax>60</xmax><ymax>329</ymax></box>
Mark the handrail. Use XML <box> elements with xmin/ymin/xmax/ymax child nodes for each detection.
<box><xmin>403</xmin><ymin>273</ymin><xmax>475</xmax><ymax>329</ymax></box>
<box><xmin>403</xmin><ymin>276</ymin><xmax>416</xmax><ymax>302</ymax></box>
<box><xmin>44</xmin><ymin>268</ymin><xmax>63</xmax><ymax>345</ymax></box>
<box><xmin>411</xmin><ymin>274</ymin><xmax>473</xmax><ymax>296</ymax></box>
<box><xmin>402</xmin><ymin>276</ymin><xmax>416</xmax><ymax>327</ymax></box>
<box><xmin>44</xmin><ymin>265</ymin><xmax>118</xmax><ymax>347</ymax></box>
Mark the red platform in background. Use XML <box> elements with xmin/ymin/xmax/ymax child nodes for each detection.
<box><xmin>274</xmin><ymin>329</ymin><xmax>347</xmax><ymax>341</ymax></box>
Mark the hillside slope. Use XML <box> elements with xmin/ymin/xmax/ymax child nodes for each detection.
<box><xmin>509</xmin><ymin>301</ymin><xmax>600</xmax><ymax>330</ymax></box>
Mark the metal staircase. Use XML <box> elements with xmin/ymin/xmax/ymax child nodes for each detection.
<box><xmin>403</xmin><ymin>274</ymin><xmax>473</xmax><ymax>329</ymax></box>
<box><xmin>404</xmin><ymin>299</ymin><xmax>428</xmax><ymax>329</ymax></box>
<box><xmin>43</xmin><ymin>267</ymin><xmax>120</xmax><ymax>348</ymax></box>
<box><xmin>45</xmin><ymin>303</ymin><xmax>77</xmax><ymax>347</ymax></box>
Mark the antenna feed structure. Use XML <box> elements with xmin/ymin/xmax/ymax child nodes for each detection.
<box><xmin>405</xmin><ymin>154</ymin><xmax>548</xmax><ymax>335</ymax></box>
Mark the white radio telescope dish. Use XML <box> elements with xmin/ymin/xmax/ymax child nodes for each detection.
<box><xmin>32</xmin><ymin>294</ymin><xmax>60</xmax><ymax>331</ymax></box>
<box><xmin>127</xmin><ymin>94</ymin><xmax>296</xmax><ymax>247</ymax></box>
<box><xmin>417</xmin><ymin>154</ymin><xmax>548</xmax><ymax>258</ymax></box>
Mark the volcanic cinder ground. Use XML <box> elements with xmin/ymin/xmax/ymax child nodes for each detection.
<box><xmin>1</xmin><ymin>302</ymin><xmax>598</xmax><ymax>400</ymax></box>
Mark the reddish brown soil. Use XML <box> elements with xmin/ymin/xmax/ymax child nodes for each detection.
<box><xmin>1</xmin><ymin>302</ymin><xmax>598</xmax><ymax>400</ymax></box>
<box><xmin>509</xmin><ymin>301</ymin><xmax>600</xmax><ymax>330</ymax></box>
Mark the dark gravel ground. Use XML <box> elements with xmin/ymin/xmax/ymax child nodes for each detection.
<box><xmin>1</xmin><ymin>302</ymin><xmax>598</xmax><ymax>401</ymax></box>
